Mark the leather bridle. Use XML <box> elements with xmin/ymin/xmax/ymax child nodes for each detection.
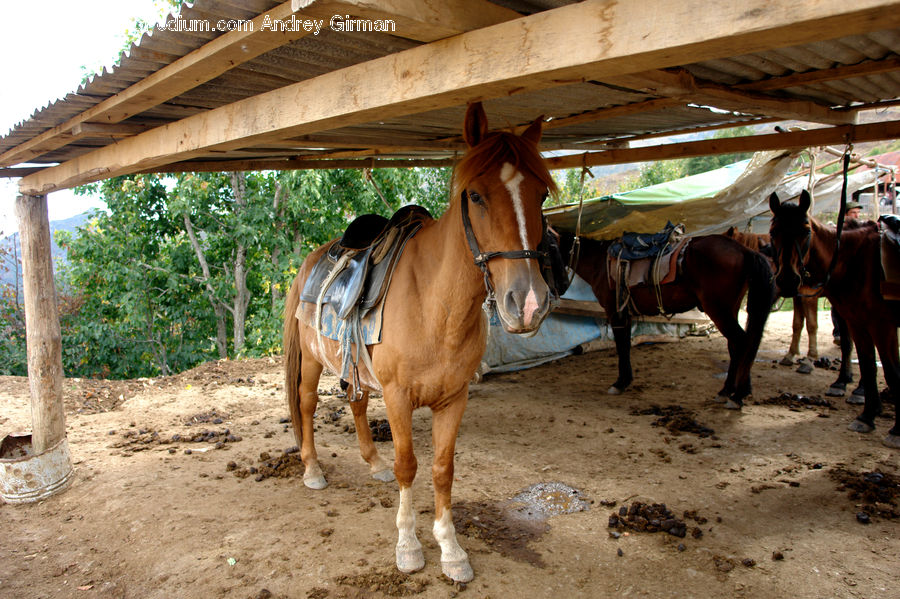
<box><xmin>460</xmin><ymin>190</ymin><xmax>547</xmax><ymax>309</ymax></box>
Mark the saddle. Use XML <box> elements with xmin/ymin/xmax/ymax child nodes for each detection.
<box><xmin>879</xmin><ymin>214</ymin><xmax>900</xmax><ymax>300</ymax></box>
<box><xmin>299</xmin><ymin>205</ymin><xmax>432</xmax><ymax>395</ymax></box>
<box><xmin>301</xmin><ymin>205</ymin><xmax>432</xmax><ymax>317</ymax></box>
<box><xmin>607</xmin><ymin>222</ymin><xmax>688</xmax><ymax>315</ymax></box>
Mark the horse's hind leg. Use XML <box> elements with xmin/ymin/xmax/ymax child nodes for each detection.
<box><xmin>847</xmin><ymin>329</ymin><xmax>881</xmax><ymax>434</ymax></box>
<box><xmin>347</xmin><ymin>388</ymin><xmax>395</xmax><ymax>482</ymax></box>
<box><xmin>299</xmin><ymin>354</ymin><xmax>327</xmax><ymax>489</ymax></box>
<box><xmin>875</xmin><ymin>333</ymin><xmax>900</xmax><ymax>449</ymax></box>
<box><xmin>431</xmin><ymin>395</ymin><xmax>473</xmax><ymax>582</ymax></box>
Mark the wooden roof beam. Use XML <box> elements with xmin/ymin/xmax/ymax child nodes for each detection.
<box><xmin>545</xmin><ymin>120</ymin><xmax>900</xmax><ymax>169</ymax></box>
<box><xmin>19</xmin><ymin>0</ymin><xmax>900</xmax><ymax>194</ymax></box>
<box><xmin>293</xmin><ymin>0</ymin><xmax>522</xmax><ymax>43</ymax></box>
<box><xmin>607</xmin><ymin>69</ymin><xmax>858</xmax><ymax>125</ymax></box>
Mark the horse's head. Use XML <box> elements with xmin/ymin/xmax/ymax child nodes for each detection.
<box><xmin>768</xmin><ymin>190</ymin><xmax>813</xmax><ymax>297</ymax></box>
<box><xmin>455</xmin><ymin>103</ymin><xmax>557</xmax><ymax>334</ymax></box>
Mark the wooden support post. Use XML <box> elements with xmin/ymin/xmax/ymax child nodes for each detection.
<box><xmin>15</xmin><ymin>194</ymin><xmax>66</xmax><ymax>454</ymax></box>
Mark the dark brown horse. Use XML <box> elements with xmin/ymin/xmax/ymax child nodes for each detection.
<box><xmin>724</xmin><ymin>225</ymin><xmax>860</xmax><ymax>397</ymax></box>
<box><xmin>283</xmin><ymin>103</ymin><xmax>557</xmax><ymax>582</ymax></box>
<box><xmin>768</xmin><ymin>190</ymin><xmax>900</xmax><ymax>448</ymax></box>
<box><xmin>559</xmin><ymin>232</ymin><xmax>775</xmax><ymax>408</ymax></box>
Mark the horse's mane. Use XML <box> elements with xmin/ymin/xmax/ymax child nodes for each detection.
<box><xmin>452</xmin><ymin>131</ymin><xmax>557</xmax><ymax>198</ymax></box>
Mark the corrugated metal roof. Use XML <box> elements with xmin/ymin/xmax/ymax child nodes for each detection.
<box><xmin>2</xmin><ymin>0</ymin><xmax>900</xmax><ymax>176</ymax></box>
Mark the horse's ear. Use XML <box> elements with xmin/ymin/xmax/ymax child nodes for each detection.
<box><xmin>521</xmin><ymin>115</ymin><xmax>544</xmax><ymax>145</ymax></box>
<box><xmin>464</xmin><ymin>102</ymin><xmax>489</xmax><ymax>148</ymax></box>
<box><xmin>725</xmin><ymin>226</ymin><xmax>736</xmax><ymax>236</ymax></box>
<box><xmin>768</xmin><ymin>192</ymin><xmax>781</xmax><ymax>214</ymax></box>
<box><xmin>798</xmin><ymin>189</ymin><xmax>811</xmax><ymax>213</ymax></box>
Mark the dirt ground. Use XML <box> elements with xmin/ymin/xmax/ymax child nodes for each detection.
<box><xmin>1</xmin><ymin>309</ymin><xmax>898</xmax><ymax>599</ymax></box>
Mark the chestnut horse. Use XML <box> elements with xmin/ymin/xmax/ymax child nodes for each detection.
<box><xmin>768</xmin><ymin>190</ymin><xmax>900</xmax><ymax>448</ymax></box>
<box><xmin>559</xmin><ymin>232</ymin><xmax>775</xmax><ymax>408</ymax></box>
<box><xmin>724</xmin><ymin>227</ymin><xmax>822</xmax><ymax>367</ymax></box>
<box><xmin>283</xmin><ymin>103</ymin><xmax>556</xmax><ymax>582</ymax></box>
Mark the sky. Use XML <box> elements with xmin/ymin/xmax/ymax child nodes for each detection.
<box><xmin>0</xmin><ymin>0</ymin><xmax>172</xmax><ymax>237</ymax></box>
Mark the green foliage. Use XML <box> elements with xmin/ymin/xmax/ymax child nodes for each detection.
<box><xmin>0</xmin><ymin>167</ymin><xmax>456</xmax><ymax>379</ymax></box>
<box><xmin>637</xmin><ymin>160</ymin><xmax>686</xmax><ymax>187</ymax></box>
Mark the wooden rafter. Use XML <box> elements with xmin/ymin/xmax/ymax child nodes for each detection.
<box><xmin>17</xmin><ymin>0</ymin><xmax>900</xmax><ymax>194</ymax></box>
<box><xmin>546</xmin><ymin>120</ymin><xmax>900</xmax><ymax>169</ymax></box>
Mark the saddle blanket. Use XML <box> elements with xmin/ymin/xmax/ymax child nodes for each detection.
<box><xmin>295</xmin><ymin>298</ymin><xmax>383</xmax><ymax>345</ymax></box>
<box><xmin>609</xmin><ymin>237</ymin><xmax>690</xmax><ymax>288</ymax></box>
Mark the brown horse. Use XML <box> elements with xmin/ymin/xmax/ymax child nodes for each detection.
<box><xmin>724</xmin><ymin>225</ymin><xmax>861</xmax><ymax>397</ymax></box>
<box><xmin>283</xmin><ymin>103</ymin><xmax>557</xmax><ymax>582</ymax></box>
<box><xmin>768</xmin><ymin>190</ymin><xmax>900</xmax><ymax>448</ymax></box>
<box><xmin>559</xmin><ymin>232</ymin><xmax>775</xmax><ymax>408</ymax></box>
<box><xmin>724</xmin><ymin>227</ymin><xmax>822</xmax><ymax>367</ymax></box>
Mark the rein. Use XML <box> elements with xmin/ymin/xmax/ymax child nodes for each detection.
<box><xmin>794</xmin><ymin>151</ymin><xmax>851</xmax><ymax>295</ymax></box>
<box><xmin>460</xmin><ymin>191</ymin><xmax>547</xmax><ymax>310</ymax></box>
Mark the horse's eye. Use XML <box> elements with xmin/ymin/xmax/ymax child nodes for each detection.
<box><xmin>467</xmin><ymin>191</ymin><xmax>484</xmax><ymax>206</ymax></box>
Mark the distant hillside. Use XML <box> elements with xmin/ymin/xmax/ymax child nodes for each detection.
<box><xmin>0</xmin><ymin>211</ymin><xmax>94</xmax><ymax>289</ymax></box>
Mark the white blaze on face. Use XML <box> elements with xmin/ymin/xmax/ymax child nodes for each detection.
<box><xmin>500</xmin><ymin>162</ymin><xmax>540</xmax><ymax>325</ymax></box>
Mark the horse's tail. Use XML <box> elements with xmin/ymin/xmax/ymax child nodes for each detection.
<box><xmin>283</xmin><ymin>273</ymin><xmax>304</xmax><ymax>448</ymax></box>
<box><xmin>743</xmin><ymin>249</ymin><xmax>776</xmax><ymax>357</ymax></box>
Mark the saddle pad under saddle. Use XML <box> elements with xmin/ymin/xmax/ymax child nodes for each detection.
<box><xmin>608</xmin><ymin>237</ymin><xmax>689</xmax><ymax>288</ymax></box>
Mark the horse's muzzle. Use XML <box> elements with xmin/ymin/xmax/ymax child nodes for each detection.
<box><xmin>775</xmin><ymin>271</ymin><xmax>801</xmax><ymax>298</ymax></box>
<box><xmin>497</xmin><ymin>279</ymin><xmax>551</xmax><ymax>334</ymax></box>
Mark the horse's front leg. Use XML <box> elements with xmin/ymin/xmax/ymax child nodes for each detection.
<box><xmin>847</xmin><ymin>329</ymin><xmax>881</xmax><ymax>433</ymax></box>
<box><xmin>780</xmin><ymin>302</ymin><xmax>804</xmax><ymax>365</ymax></box>
<box><xmin>347</xmin><ymin>386</ymin><xmax>395</xmax><ymax>482</ymax></box>
<box><xmin>804</xmin><ymin>299</ymin><xmax>819</xmax><ymax>360</ymax></box>
<box><xmin>431</xmin><ymin>395</ymin><xmax>473</xmax><ymax>582</ymax></box>
<box><xmin>383</xmin><ymin>397</ymin><xmax>424</xmax><ymax>575</ymax></box>
<box><xmin>827</xmin><ymin>317</ymin><xmax>857</xmax><ymax>399</ymax></box>
<box><xmin>608</xmin><ymin>311</ymin><xmax>633</xmax><ymax>395</ymax></box>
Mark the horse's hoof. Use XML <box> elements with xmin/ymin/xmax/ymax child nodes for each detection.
<box><xmin>303</xmin><ymin>474</ymin><xmax>328</xmax><ymax>490</ymax></box>
<box><xmin>372</xmin><ymin>468</ymin><xmax>395</xmax><ymax>483</ymax></box>
<box><xmin>607</xmin><ymin>385</ymin><xmax>623</xmax><ymax>395</ymax></box>
<box><xmin>847</xmin><ymin>393</ymin><xmax>865</xmax><ymax>406</ymax></box>
<box><xmin>848</xmin><ymin>419</ymin><xmax>875</xmax><ymax>434</ymax></box>
<box><xmin>882</xmin><ymin>434</ymin><xmax>900</xmax><ymax>449</ymax></box>
<box><xmin>826</xmin><ymin>386</ymin><xmax>846</xmax><ymax>397</ymax></box>
<box><xmin>779</xmin><ymin>356</ymin><xmax>795</xmax><ymax>366</ymax></box>
<box><xmin>442</xmin><ymin>559</ymin><xmax>474</xmax><ymax>583</ymax></box>
<box><xmin>723</xmin><ymin>399</ymin><xmax>743</xmax><ymax>410</ymax></box>
<box><xmin>396</xmin><ymin>548</ymin><xmax>425</xmax><ymax>574</ymax></box>
<box><xmin>712</xmin><ymin>394</ymin><xmax>728</xmax><ymax>404</ymax></box>
<box><xmin>795</xmin><ymin>361</ymin><xmax>813</xmax><ymax>375</ymax></box>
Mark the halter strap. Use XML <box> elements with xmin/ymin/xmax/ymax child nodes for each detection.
<box><xmin>460</xmin><ymin>190</ymin><xmax>547</xmax><ymax>306</ymax></box>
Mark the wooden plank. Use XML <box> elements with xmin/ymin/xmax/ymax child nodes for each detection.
<box><xmin>14</xmin><ymin>194</ymin><xmax>66</xmax><ymax>454</ymax></box>
<box><xmin>140</xmin><ymin>156</ymin><xmax>455</xmax><ymax>173</ymax></box>
<box><xmin>608</xmin><ymin>69</ymin><xmax>857</xmax><ymax>125</ymax></box>
<box><xmin>546</xmin><ymin>120</ymin><xmax>900</xmax><ymax>169</ymax></box>
<box><xmin>293</xmin><ymin>0</ymin><xmax>522</xmax><ymax>42</ymax></box>
<box><xmin>19</xmin><ymin>0</ymin><xmax>900</xmax><ymax>194</ymax></box>
<box><xmin>554</xmin><ymin>299</ymin><xmax>710</xmax><ymax>324</ymax></box>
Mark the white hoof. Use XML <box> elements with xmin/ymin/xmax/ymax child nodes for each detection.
<box><xmin>303</xmin><ymin>463</ymin><xmax>327</xmax><ymax>490</ymax></box>
<box><xmin>442</xmin><ymin>559</ymin><xmax>474</xmax><ymax>583</ymax></box>
<box><xmin>372</xmin><ymin>468</ymin><xmax>395</xmax><ymax>483</ymax></box>
<box><xmin>396</xmin><ymin>547</ymin><xmax>425</xmax><ymax>574</ymax></box>
<box><xmin>607</xmin><ymin>386</ymin><xmax>622</xmax><ymax>395</ymax></box>
<box><xmin>712</xmin><ymin>394</ymin><xmax>729</xmax><ymax>404</ymax></box>
<box><xmin>847</xmin><ymin>392</ymin><xmax>865</xmax><ymax>405</ymax></box>
<box><xmin>723</xmin><ymin>399</ymin><xmax>742</xmax><ymax>410</ymax></box>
